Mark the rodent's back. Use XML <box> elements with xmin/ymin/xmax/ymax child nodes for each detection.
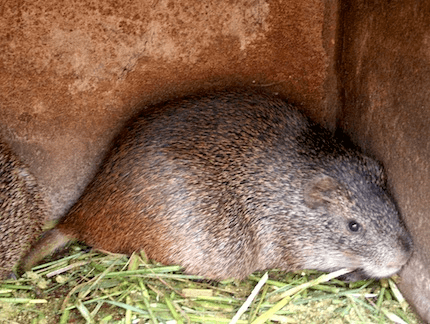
<box><xmin>25</xmin><ymin>90</ymin><xmax>413</xmax><ymax>280</ymax></box>
<box><xmin>58</xmin><ymin>91</ymin><xmax>311</xmax><ymax>278</ymax></box>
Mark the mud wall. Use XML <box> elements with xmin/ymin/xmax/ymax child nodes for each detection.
<box><xmin>0</xmin><ymin>0</ymin><xmax>339</xmax><ymax>218</ymax></box>
<box><xmin>339</xmin><ymin>1</ymin><xmax>430</xmax><ymax>321</ymax></box>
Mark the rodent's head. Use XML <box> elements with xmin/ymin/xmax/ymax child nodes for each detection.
<box><xmin>299</xmin><ymin>156</ymin><xmax>413</xmax><ymax>280</ymax></box>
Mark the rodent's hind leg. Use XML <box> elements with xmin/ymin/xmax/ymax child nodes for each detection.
<box><xmin>18</xmin><ymin>228</ymin><xmax>73</xmax><ymax>274</ymax></box>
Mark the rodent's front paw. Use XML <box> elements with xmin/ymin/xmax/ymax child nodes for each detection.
<box><xmin>338</xmin><ymin>269</ymin><xmax>368</xmax><ymax>282</ymax></box>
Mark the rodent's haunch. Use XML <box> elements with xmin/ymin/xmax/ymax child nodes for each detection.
<box><xmin>21</xmin><ymin>90</ymin><xmax>413</xmax><ymax>280</ymax></box>
<box><xmin>0</xmin><ymin>141</ymin><xmax>47</xmax><ymax>278</ymax></box>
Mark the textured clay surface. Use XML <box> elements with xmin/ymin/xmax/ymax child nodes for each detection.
<box><xmin>0</xmin><ymin>0</ymin><xmax>338</xmax><ymax>218</ymax></box>
<box><xmin>339</xmin><ymin>1</ymin><xmax>430</xmax><ymax>321</ymax></box>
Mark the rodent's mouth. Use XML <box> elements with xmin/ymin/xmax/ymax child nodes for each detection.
<box><xmin>338</xmin><ymin>266</ymin><xmax>401</xmax><ymax>281</ymax></box>
<box><xmin>357</xmin><ymin>264</ymin><xmax>403</xmax><ymax>280</ymax></box>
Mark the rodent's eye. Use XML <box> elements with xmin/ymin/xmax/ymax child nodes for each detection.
<box><xmin>348</xmin><ymin>220</ymin><xmax>361</xmax><ymax>232</ymax></box>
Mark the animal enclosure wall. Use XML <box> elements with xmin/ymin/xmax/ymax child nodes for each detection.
<box><xmin>0</xmin><ymin>0</ymin><xmax>339</xmax><ymax>218</ymax></box>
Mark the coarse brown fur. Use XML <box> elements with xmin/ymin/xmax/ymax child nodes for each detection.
<box><xmin>21</xmin><ymin>90</ymin><xmax>413</xmax><ymax>280</ymax></box>
<box><xmin>0</xmin><ymin>141</ymin><xmax>47</xmax><ymax>278</ymax></box>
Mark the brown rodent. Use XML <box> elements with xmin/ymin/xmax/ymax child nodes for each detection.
<box><xmin>21</xmin><ymin>90</ymin><xmax>413</xmax><ymax>280</ymax></box>
<box><xmin>0</xmin><ymin>140</ymin><xmax>47</xmax><ymax>278</ymax></box>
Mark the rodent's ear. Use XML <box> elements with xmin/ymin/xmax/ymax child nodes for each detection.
<box><xmin>304</xmin><ymin>175</ymin><xmax>341</xmax><ymax>209</ymax></box>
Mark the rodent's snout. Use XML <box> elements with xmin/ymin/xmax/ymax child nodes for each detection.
<box><xmin>363</xmin><ymin>231</ymin><xmax>414</xmax><ymax>279</ymax></box>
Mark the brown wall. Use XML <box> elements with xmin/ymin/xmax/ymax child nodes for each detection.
<box><xmin>339</xmin><ymin>1</ymin><xmax>430</xmax><ymax>321</ymax></box>
<box><xmin>0</xmin><ymin>0</ymin><xmax>339</xmax><ymax>219</ymax></box>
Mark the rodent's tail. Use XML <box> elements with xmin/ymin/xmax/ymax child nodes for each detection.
<box><xmin>19</xmin><ymin>228</ymin><xmax>72</xmax><ymax>273</ymax></box>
